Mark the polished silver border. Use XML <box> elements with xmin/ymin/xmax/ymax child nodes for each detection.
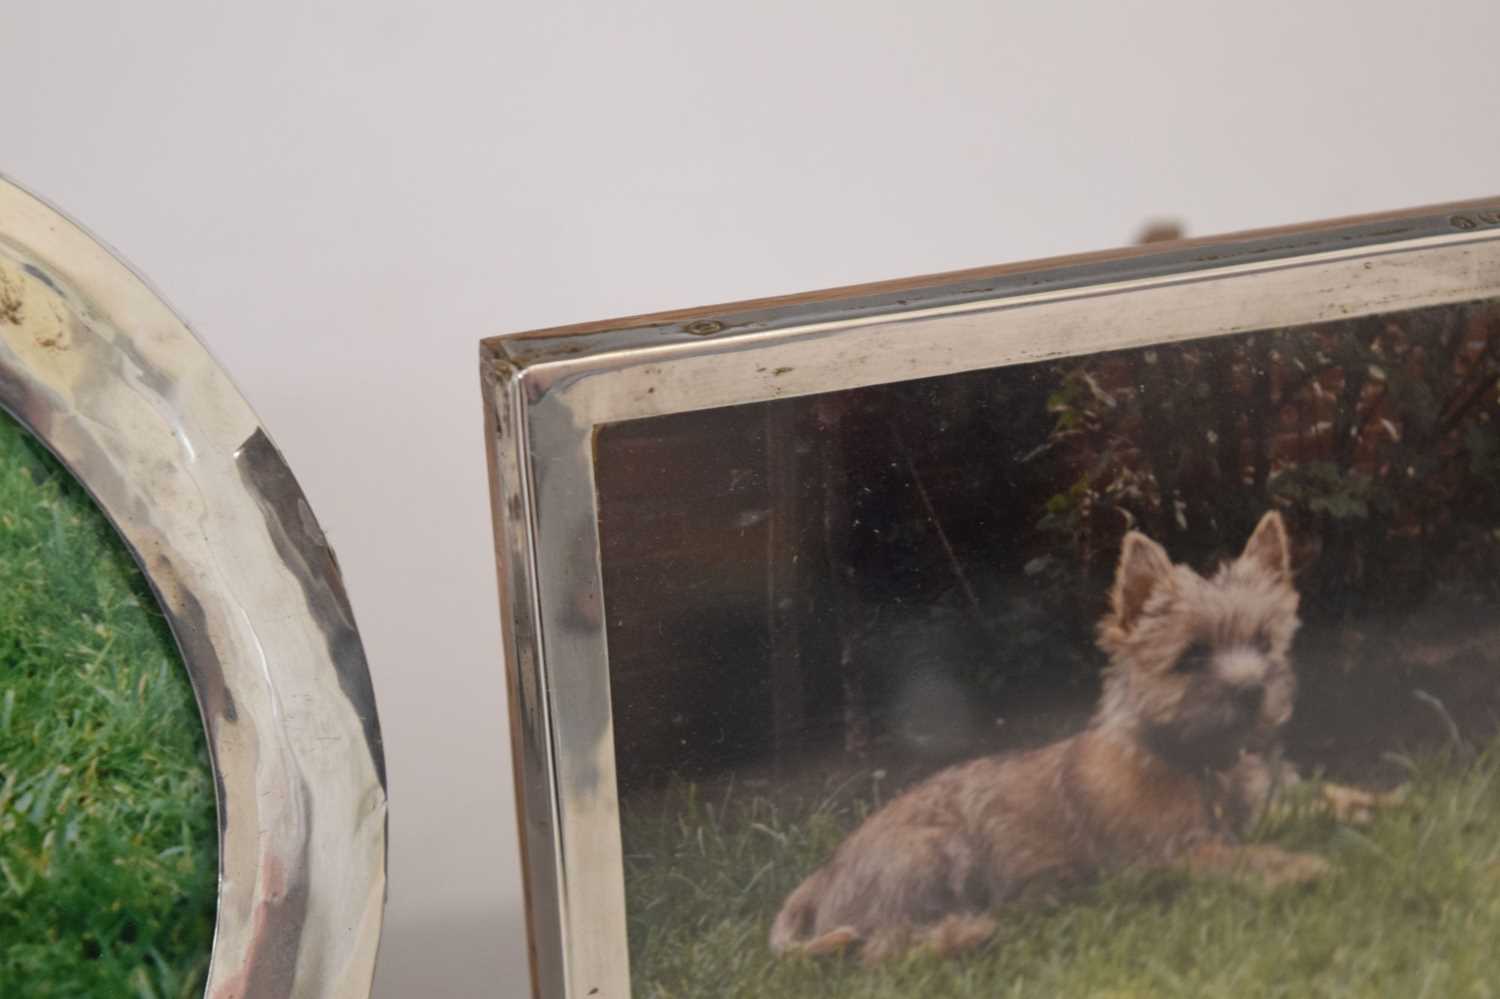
<box><xmin>483</xmin><ymin>198</ymin><xmax>1500</xmax><ymax>999</ymax></box>
<box><xmin>0</xmin><ymin>177</ymin><xmax>387</xmax><ymax>998</ymax></box>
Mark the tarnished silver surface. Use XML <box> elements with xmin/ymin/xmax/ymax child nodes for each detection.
<box><xmin>0</xmin><ymin>177</ymin><xmax>387</xmax><ymax>998</ymax></box>
<box><xmin>483</xmin><ymin>198</ymin><xmax>1500</xmax><ymax>998</ymax></box>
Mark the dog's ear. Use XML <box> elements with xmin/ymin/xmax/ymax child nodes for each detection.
<box><xmin>1239</xmin><ymin>511</ymin><xmax>1291</xmax><ymax>581</ymax></box>
<box><xmin>1111</xmin><ymin>530</ymin><xmax>1174</xmax><ymax>631</ymax></box>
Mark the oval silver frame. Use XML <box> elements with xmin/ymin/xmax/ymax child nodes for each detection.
<box><xmin>0</xmin><ymin>176</ymin><xmax>387</xmax><ymax>997</ymax></box>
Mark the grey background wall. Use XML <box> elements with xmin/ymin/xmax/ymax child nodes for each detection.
<box><xmin>4</xmin><ymin>3</ymin><xmax>1498</xmax><ymax>995</ymax></box>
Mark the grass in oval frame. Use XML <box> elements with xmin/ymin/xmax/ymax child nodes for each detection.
<box><xmin>0</xmin><ymin>413</ymin><xmax>217</xmax><ymax>998</ymax></box>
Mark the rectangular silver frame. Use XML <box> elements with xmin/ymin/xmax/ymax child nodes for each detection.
<box><xmin>482</xmin><ymin>198</ymin><xmax>1500</xmax><ymax>999</ymax></box>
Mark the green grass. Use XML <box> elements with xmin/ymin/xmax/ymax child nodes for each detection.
<box><xmin>0</xmin><ymin>414</ymin><xmax>217</xmax><ymax>997</ymax></box>
<box><xmin>624</xmin><ymin>746</ymin><xmax>1500</xmax><ymax>998</ymax></box>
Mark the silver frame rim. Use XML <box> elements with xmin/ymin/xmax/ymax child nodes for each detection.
<box><xmin>1</xmin><ymin>176</ymin><xmax>387</xmax><ymax>998</ymax></box>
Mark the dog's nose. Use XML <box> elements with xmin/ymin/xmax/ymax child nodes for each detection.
<box><xmin>1234</xmin><ymin>683</ymin><xmax>1264</xmax><ymax>714</ymax></box>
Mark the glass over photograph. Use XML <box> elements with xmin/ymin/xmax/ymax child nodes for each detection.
<box><xmin>0</xmin><ymin>410</ymin><xmax>216</xmax><ymax>997</ymax></box>
<box><xmin>595</xmin><ymin>298</ymin><xmax>1500</xmax><ymax>997</ymax></box>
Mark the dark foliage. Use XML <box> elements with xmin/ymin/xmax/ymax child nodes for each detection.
<box><xmin>1037</xmin><ymin>301</ymin><xmax>1500</xmax><ymax>623</ymax></box>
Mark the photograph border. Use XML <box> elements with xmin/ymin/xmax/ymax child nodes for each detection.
<box><xmin>482</xmin><ymin>196</ymin><xmax>1500</xmax><ymax>999</ymax></box>
<box><xmin>0</xmin><ymin>176</ymin><xmax>388</xmax><ymax>997</ymax></box>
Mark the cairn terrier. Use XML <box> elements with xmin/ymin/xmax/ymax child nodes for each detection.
<box><xmin>770</xmin><ymin>511</ymin><xmax>1340</xmax><ymax>964</ymax></box>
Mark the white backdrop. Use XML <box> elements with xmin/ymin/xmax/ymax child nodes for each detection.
<box><xmin>4</xmin><ymin>3</ymin><xmax>1498</xmax><ymax>995</ymax></box>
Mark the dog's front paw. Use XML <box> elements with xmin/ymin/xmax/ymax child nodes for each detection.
<box><xmin>1186</xmin><ymin>842</ymin><xmax>1330</xmax><ymax>890</ymax></box>
<box><xmin>1320</xmin><ymin>782</ymin><xmax>1407</xmax><ymax>825</ymax></box>
<box><xmin>1260</xmin><ymin>850</ymin><xmax>1331</xmax><ymax>889</ymax></box>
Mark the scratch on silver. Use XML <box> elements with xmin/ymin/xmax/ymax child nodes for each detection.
<box><xmin>0</xmin><ymin>176</ymin><xmax>387</xmax><ymax>998</ymax></box>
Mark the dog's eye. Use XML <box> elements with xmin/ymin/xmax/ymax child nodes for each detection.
<box><xmin>1254</xmin><ymin>632</ymin><xmax>1274</xmax><ymax>654</ymax></box>
<box><xmin>1174</xmin><ymin>641</ymin><xmax>1213</xmax><ymax>673</ymax></box>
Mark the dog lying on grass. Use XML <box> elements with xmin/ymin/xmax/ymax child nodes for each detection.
<box><xmin>771</xmin><ymin>512</ymin><xmax>1397</xmax><ymax>964</ymax></box>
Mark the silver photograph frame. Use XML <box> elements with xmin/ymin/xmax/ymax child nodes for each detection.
<box><xmin>0</xmin><ymin>177</ymin><xmax>387</xmax><ymax>998</ymax></box>
<box><xmin>482</xmin><ymin>197</ymin><xmax>1500</xmax><ymax>999</ymax></box>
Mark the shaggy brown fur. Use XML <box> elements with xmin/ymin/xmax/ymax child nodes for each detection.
<box><xmin>770</xmin><ymin>512</ymin><xmax>1340</xmax><ymax>964</ymax></box>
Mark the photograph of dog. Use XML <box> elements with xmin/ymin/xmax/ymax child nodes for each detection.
<box><xmin>595</xmin><ymin>298</ymin><xmax>1500</xmax><ymax>997</ymax></box>
<box><xmin>771</xmin><ymin>512</ymin><xmax>1377</xmax><ymax>964</ymax></box>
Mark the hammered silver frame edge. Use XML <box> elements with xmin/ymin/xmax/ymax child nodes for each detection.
<box><xmin>483</xmin><ymin>197</ymin><xmax>1500</xmax><ymax>999</ymax></box>
<box><xmin>483</xmin><ymin>347</ymin><xmax>566</xmax><ymax>999</ymax></box>
<box><xmin>0</xmin><ymin>176</ymin><xmax>388</xmax><ymax>998</ymax></box>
